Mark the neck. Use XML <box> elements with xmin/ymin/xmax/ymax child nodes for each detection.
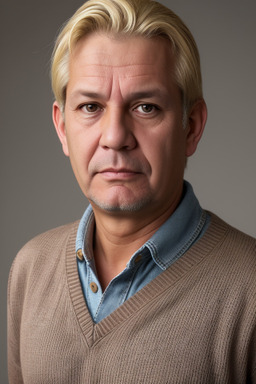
<box><xmin>91</xmin><ymin>191</ymin><xmax>182</xmax><ymax>290</ymax></box>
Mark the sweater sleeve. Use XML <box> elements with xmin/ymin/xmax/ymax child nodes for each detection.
<box><xmin>7</xmin><ymin>221</ymin><xmax>78</xmax><ymax>383</ymax></box>
<box><xmin>7</xmin><ymin>256</ymin><xmax>24</xmax><ymax>384</ymax></box>
<box><xmin>252</xmin><ymin>328</ymin><xmax>256</xmax><ymax>383</ymax></box>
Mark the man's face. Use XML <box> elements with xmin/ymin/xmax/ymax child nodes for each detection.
<box><xmin>54</xmin><ymin>33</ymin><xmax>203</xmax><ymax>219</ymax></box>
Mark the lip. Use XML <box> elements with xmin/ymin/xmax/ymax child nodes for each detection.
<box><xmin>98</xmin><ymin>168</ymin><xmax>141</xmax><ymax>180</ymax></box>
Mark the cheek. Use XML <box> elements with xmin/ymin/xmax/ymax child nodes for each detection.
<box><xmin>143</xmin><ymin>130</ymin><xmax>186</xmax><ymax>183</ymax></box>
<box><xmin>66</xmin><ymin>129</ymin><xmax>99</xmax><ymax>179</ymax></box>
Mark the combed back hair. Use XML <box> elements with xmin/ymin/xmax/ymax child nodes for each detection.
<box><xmin>51</xmin><ymin>0</ymin><xmax>203</xmax><ymax>119</ymax></box>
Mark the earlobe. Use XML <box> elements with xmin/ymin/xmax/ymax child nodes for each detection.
<box><xmin>185</xmin><ymin>99</ymin><xmax>207</xmax><ymax>157</ymax></box>
<box><xmin>52</xmin><ymin>101</ymin><xmax>70</xmax><ymax>157</ymax></box>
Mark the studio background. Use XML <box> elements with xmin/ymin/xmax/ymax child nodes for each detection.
<box><xmin>1</xmin><ymin>0</ymin><xmax>255</xmax><ymax>381</ymax></box>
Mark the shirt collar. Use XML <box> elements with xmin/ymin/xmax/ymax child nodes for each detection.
<box><xmin>76</xmin><ymin>181</ymin><xmax>207</xmax><ymax>269</ymax></box>
<box><xmin>76</xmin><ymin>205</ymin><xmax>94</xmax><ymax>262</ymax></box>
<box><xmin>144</xmin><ymin>181</ymin><xmax>207</xmax><ymax>269</ymax></box>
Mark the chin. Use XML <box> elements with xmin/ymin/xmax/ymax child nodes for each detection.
<box><xmin>89</xmin><ymin>194</ymin><xmax>153</xmax><ymax>213</ymax></box>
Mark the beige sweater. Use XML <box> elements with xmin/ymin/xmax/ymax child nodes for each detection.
<box><xmin>8</xmin><ymin>214</ymin><xmax>256</xmax><ymax>383</ymax></box>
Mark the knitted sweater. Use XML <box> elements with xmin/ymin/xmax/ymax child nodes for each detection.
<box><xmin>8</xmin><ymin>213</ymin><xmax>256</xmax><ymax>383</ymax></box>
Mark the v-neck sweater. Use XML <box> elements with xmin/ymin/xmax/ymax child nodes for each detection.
<box><xmin>8</xmin><ymin>213</ymin><xmax>256</xmax><ymax>383</ymax></box>
<box><xmin>76</xmin><ymin>181</ymin><xmax>210</xmax><ymax>323</ymax></box>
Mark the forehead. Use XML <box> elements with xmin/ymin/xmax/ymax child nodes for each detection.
<box><xmin>68</xmin><ymin>33</ymin><xmax>175</xmax><ymax>82</ymax></box>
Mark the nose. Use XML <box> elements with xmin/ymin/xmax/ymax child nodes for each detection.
<box><xmin>99</xmin><ymin>107</ymin><xmax>137</xmax><ymax>151</ymax></box>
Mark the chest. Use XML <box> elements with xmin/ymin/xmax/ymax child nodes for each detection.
<box><xmin>19</xmin><ymin>280</ymin><xmax>250</xmax><ymax>383</ymax></box>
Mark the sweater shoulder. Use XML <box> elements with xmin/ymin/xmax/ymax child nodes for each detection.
<box><xmin>14</xmin><ymin>221</ymin><xmax>78</xmax><ymax>262</ymax></box>
<box><xmin>207</xmin><ymin>212</ymin><xmax>256</xmax><ymax>273</ymax></box>
<box><xmin>210</xmin><ymin>212</ymin><xmax>256</xmax><ymax>249</ymax></box>
<box><xmin>8</xmin><ymin>221</ymin><xmax>79</xmax><ymax>293</ymax></box>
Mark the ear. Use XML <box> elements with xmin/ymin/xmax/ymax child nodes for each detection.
<box><xmin>52</xmin><ymin>101</ymin><xmax>70</xmax><ymax>157</ymax></box>
<box><xmin>185</xmin><ymin>99</ymin><xmax>207</xmax><ymax>157</ymax></box>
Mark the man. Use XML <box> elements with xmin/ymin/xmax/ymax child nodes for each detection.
<box><xmin>8</xmin><ymin>0</ymin><xmax>256</xmax><ymax>382</ymax></box>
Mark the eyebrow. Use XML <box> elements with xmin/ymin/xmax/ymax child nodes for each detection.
<box><xmin>70</xmin><ymin>91</ymin><xmax>105</xmax><ymax>100</ymax></box>
<box><xmin>128</xmin><ymin>90</ymin><xmax>167</xmax><ymax>100</ymax></box>
<box><xmin>70</xmin><ymin>89</ymin><xmax>168</xmax><ymax>101</ymax></box>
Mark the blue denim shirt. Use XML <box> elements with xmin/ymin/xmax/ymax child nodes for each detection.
<box><xmin>76</xmin><ymin>181</ymin><xmax>210</xmax><ymax>323</ymax></box>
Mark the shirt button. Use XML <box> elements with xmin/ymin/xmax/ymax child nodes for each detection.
<box><xmin>76</xmin><ymin>249</ymin><xmax>84</xmax><ymax>261</ymax></box>
<box><xmin>90</xmin><ymin>282</ymin><xmax>98</xmax><ymax>293</ymax></box>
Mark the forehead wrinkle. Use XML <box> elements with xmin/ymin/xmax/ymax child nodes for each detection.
<box><xmin>69</xmin><ymin>74</ymin><xmax>171</xmax><ymax>105</ymax></box>
<box><xmin>68</xmin><ymin>61</ymin><xmax>171</xmax><ymax>103</ymax></box>
<box><xmin>76</xmin><ymin>63</ymin><xmax>156</xmax><ymax>68</ymax></box>
<box><xmin>70</xmin><ymin>61</ymin><xmax>160</xmax><ymax>78</ymax></box>
<box><xmin>70</xmin><ymin>75</ymin><xmax>159</xmax><ymax>81</ymax></box>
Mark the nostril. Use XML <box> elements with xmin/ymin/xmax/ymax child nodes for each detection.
<box><xmin>99</xmin><ymin>125</ymin><xmax>137</xmax><ymax>151</ymax></box>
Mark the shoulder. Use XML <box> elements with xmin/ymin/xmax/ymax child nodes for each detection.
<box><xmin>206</xmin><ymin>212</ymin><xmax>256</xmax><ymax>280</ymax></box>
<box><xmin>20</xmin><ymin>220</ymin><xmax>79</xmax><ymax>250</ymax></box>
<box><xmin>209</xmin><ymin>212</ymin><xmax>256</xmax><ymax>251</ymax></box>
<box><xmin>8</xmin><ymin>221</ymin><xmax>79</xmax><ymax>293</ymax></box>
<box><xmin>14</xmin><ymin>220</ymin><xmax>78</xmax><ymax>262</ymax></box>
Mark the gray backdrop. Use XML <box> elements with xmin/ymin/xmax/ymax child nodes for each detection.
<box><xmin>1</xmin><ymin>0</ymin><xmax>255</xmax><ymax>381</ymax></box>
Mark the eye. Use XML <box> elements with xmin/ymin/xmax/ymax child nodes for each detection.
<box><xmin>135</xmin><ymin>104</ymin><xmax>158</xmax><ymax>114</ymax></box>
<box><xmin>80</xmin><ymin>103</ymin><xmax>101</xmax><ymax>113</ymax></box>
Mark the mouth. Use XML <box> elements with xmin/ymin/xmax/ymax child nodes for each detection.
<box><xmin>98</xmin><ymin>168</ymin><xmax>142</xmax><ymax>180</ymax></box>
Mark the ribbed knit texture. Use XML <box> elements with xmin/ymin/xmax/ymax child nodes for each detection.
<box><xmin>8</xmin><ymin>214</ymin><xmax>256</xmax><ymax>383</ymax></box>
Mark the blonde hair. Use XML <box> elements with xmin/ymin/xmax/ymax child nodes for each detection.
<box><xmin>51</xmin><ymin>0</ymin><xmax>203</xmax><ymax>117</ymax></box>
